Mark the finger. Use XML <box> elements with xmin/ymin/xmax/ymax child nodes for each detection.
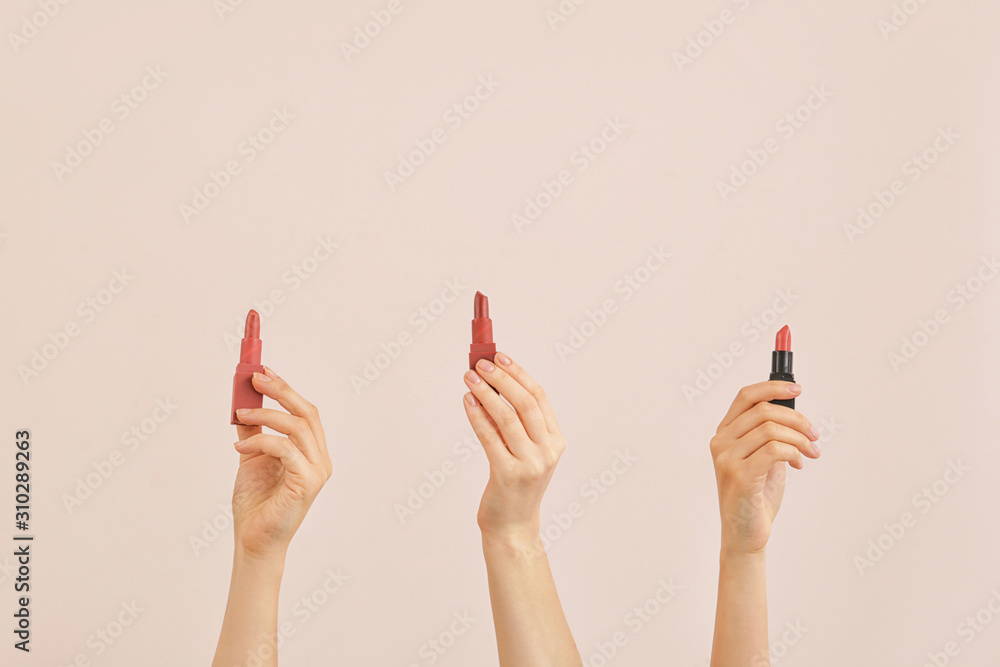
<box><xmin>493</xmin><ymin>352</ymin><xmax>561</xmax><ymax>436</ymax></box>
<box><xmin>235</xmin><ymin>423</ymin><xmax>261</xmax><ymax>442</ymax></box>
<box><xmin>727</xmin><ymin>401</ymin><xmax>819</xmax><ymax>443</ymax></box>
<box><xmin>463</xmin><ymin>392</ymin><xmax>515</xmax><ymax>467</ymax></box>
<box><xmin>234</xmin><ymin>433</ymin><xmax>313</xmax><ymax>482</ymax></box>
<box><xmin>253</xmin><ymin>367</ymin><xmax>329</xmax><ymax>470</ymax></box>
<box><xmin>464</xmin><ymin>370</ymin><xmax>532</xmax><ymax>459</ymax></box>
<box><xmin>717</xmin><ymin>381</ymin><xmax>802</xmax><ymax>431</ymax></box>
<box><xmin>234</xmin><ymin>407</ymin><xmax>322</xmax><ymax>467</ymax></box>
<box><xmin>474</xmin><ymin>358</ymin><xmax>548</xmax><ymax>442</ymax></box>
<box><xmin>234</xmin><ymin>423</ymin><xmax>261</xmax><ymax>465</ymax></box>
<box><xmin>744</xmin><ymin>440</ymin><xmax>804</xmax><ymax>476</ymax></box>
<box><xmin>734</xmin><ymin>422</ymin><xmax>819</xmax><ymax>460</ymax></box>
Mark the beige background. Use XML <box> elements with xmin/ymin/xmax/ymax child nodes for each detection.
<box><xmin>2</xmin><ymin>0</ymin><xmax>999</xmax><ymax>665</ymax></box>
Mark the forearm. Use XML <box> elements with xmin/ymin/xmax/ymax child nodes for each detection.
<box><xmin>482</xmin><ymin>530</ymin><xmax>582</xmax><ymax>667</ymax></box>
<box><xmin>212</xmin><ymin>548</ymin><xmax>286</xmax><ymax>667</ymax></box>
<box><xmin>711</xmin><ymin>547</ymin><xmax>768</xmax><ymax>667</ymax></box>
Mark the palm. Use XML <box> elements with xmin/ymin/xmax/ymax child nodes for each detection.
<box><xmin>740</xmin><ymin>461</ymin><xmax>787</xmax><ymax>552</ymax></box>
<box><xmin>232</xmin><ymin>454</ymin><xmax>303</xmax><ymax>555</ymax></box>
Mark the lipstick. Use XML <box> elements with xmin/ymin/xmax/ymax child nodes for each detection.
<box><xmin>769</xmin><ymin>325</ymin><xmax>795</xmax><ymax>409</ymax></box>
<box><xmin>231</xmin><ymin>309</ymin><xmax>264</xmax><ymax>425</ymax></box>
<box><xmin>469</xmin><ymin>292</ymin><xmax>496</xmax><ymax>370</ymax></box>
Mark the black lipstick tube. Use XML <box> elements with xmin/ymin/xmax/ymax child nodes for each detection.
<box><xmin>769</xmin><ymin>350</ymin><xmax>795</xmax><ymax>409</ymax></box>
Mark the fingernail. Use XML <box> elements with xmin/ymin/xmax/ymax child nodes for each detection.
<box><xmin>812</xmin><ymin>441</ymin><xmax>822</xmax><ymax>456</ymax></box>
<box><xmin>234</xmin><ymin>440</ymin><xmax>247</xmax><ymax>450</ymax></box>
<box><xmin>496</xmin><ymin>352</ymin><xmax>512</xmax><ymax>366</ymax></box>
<box><xmin>465</xmin><ymin>370</ymin><xmax>482</xmax><ymax>384</ymax></box>
<box><xmin>809</xmin><ymin>426</ymin><xmax>820</xmax><ymax>441</ymax></box>
<box><xmin>465</xmin><ymin>392</ymin><xmax>477</xmax><ymax>406</ymax></box>
<box><xmin>477</xmin><ymin>359</ymin><xmax>495</xmax><ymax>373</ymax></box>
<box><xmin>787</xmin><ymin>383</ymin><xmax>802</xmax><ymax>394</ymax></box>
<box><xmin>253</xmin><ymin>372</ymin><xmax>271</xmax><ymax>383</ymax></box>
<box><xmin>236</xmin><ymin>408</ymin><xmax>251</xmax><ymax>416</ymax></box>
<box><xmin>263</xmin><ymin>366</ymin><xmax>279</xmax><ymax>379</ymax></box>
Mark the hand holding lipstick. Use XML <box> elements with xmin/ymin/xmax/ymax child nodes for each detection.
<box><xmin>708</xmin><ymin>380</ymin><xmax>820</xmax><ymax>667</ymax></box>
<box><xmin>231</xmin><ymin>367</ymin><xmax>332</xmax><ymax>559</ymax></box>
<box><xmin>463</xmin><ymin>352</ymin><xmax>582</xmax><ymax>667</ymax></box>
<box><xmin>710</xmin><ymin>381</ymin><xmax>820</xmax><ymax>555</ymax></box>
<box><xmin>464</xmin><ymin>354</ymin><xmax>565</xmax><ymax>539</ymax></box>
<box><xmin>213</xmin><ymin>366</ymin><xmax>331</xmax><ymax>667</ymax></box>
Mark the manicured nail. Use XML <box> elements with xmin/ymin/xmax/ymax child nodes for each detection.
<box><xmin>496</xmin><ymin>352</ymin><xmax>512</xmax><ymax>366</ymax></box>
<box><xmin>253</xmin><ymin>372</ymin><xmax>271</xmax><ymax>383</ymax></box>
<box><xmin>787</xmin><ymin>383</ymin><xmax>802</xmax><ymax>394</ymax></box>
<box><xmin>263</xmin><ymin>366</ymin><xmax>279</xmax><ymax>379</ymax></box>
<box><xmin>236</xmin><ymin>408</ymin><xmax>251</xmax><ymax>416</ymax></box>
<box><xmin>234</xmin><ymin>440</ymin><xmax>248</xmax><ymax>450</ymax></box>
<box><xmin>477</xmin><ymin>359</ymin><xmax>495</xmax><ymax>373</ymax></box>
<box><xmin>809</xmin><ymin>426</ymin><xmax>820</xmax><ymax>441</ymax></box>
<box><xmin>465</xmin><ymin>371</ymin><xmax>482</xmax><ymax>384</ymax></box>
<box><xmin>465</xmin><ymin>392</ymin><xmax>477</xmax><ymax>406</ymax></box>
<box><xmin>812</xmin><ymin>441</ymin><xmax>822</xmax><ymax>456</ymax></box>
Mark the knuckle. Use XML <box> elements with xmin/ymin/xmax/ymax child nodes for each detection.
<box><xmin>715</xmin><ymin>457</ymin><xmax>735</xmax><ymax>480</ymax></box>
<box><xmin>279</xmin><ymin>438</ymin><xmax>297</xmax><ymax>458</ymax></box>
<box><xmin>518</xmin><ymin>398</ymin><xmax>541</xmax><ymax>417</ymax></box>
<box><xmin>522</xmin><ymin>461</ymin><xmax>546</xmax><ymax>481</ymax></box>
<box><xmin>496</xmin><ymin>411</ymin><xmax>520</xmax><ymax>430</ymax></box>
<box><xmin>292</xmin><ymin>417</ymin><xmax>311</xmax><ymax>438</ymax></box>
<box><xmin>543</xmin><ymin>447</ymin><xmax>560</xmax><ymax>468</ymax></box>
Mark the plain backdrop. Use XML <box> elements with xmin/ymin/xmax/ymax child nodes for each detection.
<box><xmin>2</xmin><ymin>0</ymin><xmax>998</xmax><ymax>665</ymax></box>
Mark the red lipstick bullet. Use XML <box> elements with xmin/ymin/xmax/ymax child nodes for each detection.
<box><xmin>769</xmin><ymin>325</ymin><xmax>795</xmax><ymax>409</ymax></box>
<box><xmin>469</xmin><ymin>292</ymin><xmax>496</xmax><ymax>370</ymax></box>
<box><xmin>231</xmin><ymin>309</ymin><xmax>264</xmax><ymax>425</ymax></box>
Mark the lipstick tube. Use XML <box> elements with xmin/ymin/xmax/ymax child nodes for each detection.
<box><xmin>469</xmin><ymin>291</ymin><xmax>496</xmax><ymax>370</ymax></box>
<box><xmin>769</xmin><ymin>325</ymin><xmax>795</xmax><ymax>409</ymax></box>
<box><xmin>231</xmin><ymin>309</ymin><xmax>264</xmax><ymax>425</ymax></box>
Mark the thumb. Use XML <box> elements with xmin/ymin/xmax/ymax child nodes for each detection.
<box><xmin>236</xmin><ymin>423</ymin><xmax>261</xmax><ymax>441</ymax></box>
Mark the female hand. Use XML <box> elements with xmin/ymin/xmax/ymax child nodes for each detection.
<box><xmin>463</xmin><ymin>353</ymin><xmax>565</xmax><ymax>542</ymax></box>
<box><xmin>710</xmin><ymin>381</ymin><xmax>820</xmax><ymax>555</ymax></box>
<box><xmin>231</xmin><ymin>367</ymin><xmax>332</xmax><ymax>560</ymax></box>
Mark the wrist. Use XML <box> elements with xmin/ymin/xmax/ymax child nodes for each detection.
<box><xmin>480</xmin><ymin>525</ymin><xmax>544</xmax><ymax>555</ymax></box>
<box><xmin>234</xmin><ymin>544</ymin><xmax>287</xmax><ymax>579</ymax></box>
<box><xmin>720</xmin><ymin>543</ymin><xmax>767</xmax><ymax>564</ymax></box>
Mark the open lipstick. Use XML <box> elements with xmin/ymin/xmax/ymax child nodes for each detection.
<box><xmin>769</xmin><ymin>325</ymin><xmax>795</xmax><ymax>409</ymax></box>
<box><xmin>231</xmin><ymin>309</ymin><xmax>264</xmax><ymax>425</ymax></box>
<box><xmin>469</xmin><ymin>291</ymin><xmax>496</xmax><ymax>370</ymax></box>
